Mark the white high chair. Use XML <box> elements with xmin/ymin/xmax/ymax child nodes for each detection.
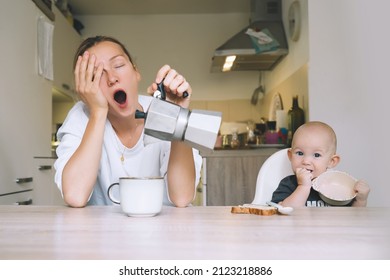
<box><xmin>251</xmin><ymin>148</ymin><xmax>294</xmax><ymax>205</ymax></box>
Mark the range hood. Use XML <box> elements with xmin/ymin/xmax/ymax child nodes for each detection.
<box><xmin>211</xmin><ymin>0</ymin><xmax>288</xmax><ymax>72</ymax></box>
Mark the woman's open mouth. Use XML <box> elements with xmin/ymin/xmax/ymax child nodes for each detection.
<box><xmin>114</xmin><ymin>90</ymin><xmax>127</xmax><ymax>105</ymax></box>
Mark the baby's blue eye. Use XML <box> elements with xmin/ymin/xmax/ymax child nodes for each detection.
<box><xmin>314</xmin><ymin>153</ymin><xmax>321</xmax><ymax>158</ymax></box>
<box><xmin>296</xmin><ymin>151</ymin><xmax>303</xmax><ymax>156</ymax></box>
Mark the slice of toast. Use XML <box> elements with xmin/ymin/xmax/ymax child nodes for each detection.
<box><xmin>231</xmin><ymin>204</ymin><xmax>277</xmax><ymax>216</ymax></box>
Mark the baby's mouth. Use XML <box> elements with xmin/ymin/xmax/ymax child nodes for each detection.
<box><xmin>114</xmin><ymin>90</ymin><xmax>127</xmax><ymax>104</ymax></box>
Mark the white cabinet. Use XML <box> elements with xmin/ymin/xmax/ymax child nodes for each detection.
<box><xmin>52</xmin><ymin>5</ymin><xmax>81</xmax><ymax>98</ymax></box>
<box><xmin>0</xmin><ymin>1</ymin><xmax>52</xmax><ymax>203</ymax></box>
<box><xmin>33</xmin><ymin>158</ymin><xmax>65</xmax><ymax>205</ymax></box>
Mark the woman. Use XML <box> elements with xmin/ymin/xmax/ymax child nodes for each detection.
<box><xmin>54</xmin><ymin>36</ymin><xmax>201</xmax><ymax>208</ymax></box>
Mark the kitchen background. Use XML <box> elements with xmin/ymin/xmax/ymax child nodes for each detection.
<box><xmin>1</xmin><ymin>0</ymin><xmax>389</xmax><ymax>206</ymax></box>
<box><xmin>53</xmin><ymin>0</ymin><xmax>309</xmax><ymax>125</ymax></box>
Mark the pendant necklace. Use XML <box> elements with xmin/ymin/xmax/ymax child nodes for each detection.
<box><xmin>120</xmin><ymin>145</ymin><xmax>126</xmax><ymax>163</ymax></box>
<box><xmin>113</xmin><ymin>133</ymin><xmax>127</xmax><ymax>164</ymax></box>
<box><xmin>113</xmin><ymin>123</ymin><xmax>139</xmax><ymax>164</ymax></box>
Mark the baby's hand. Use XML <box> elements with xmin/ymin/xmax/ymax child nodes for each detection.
<box><xmin>354</xmin><ymin>180</ymin><xmax>370</xmax><ymax>198</ymax></box>
<box><xmin>295</xmin><ymin>168</ymin><xmax>313</xmax><ymax>187</ymax></box>
<box><xmin>352</xmin><ymin>180</ymin><xmax>370</xmax><ymax>206</ymax></box>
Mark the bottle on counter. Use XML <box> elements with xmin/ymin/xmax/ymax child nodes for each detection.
<box><xmin>230</xmin><ymin>128</ymin><xmax>240</xmax><ymax>149</ymax></box>
<box><xmin>246</xmin><ymin>121</ymin><xmax>256</xmax><ymax>145</ymax></box>
<box><xmin>288</xmin><ymin>95</ymin><xmax>305</xmax><ymax>142</ymax></box>
<box><xmin>254</xmin><ymin>118</ymin><xmax>267</xmax><ymax>145</ymax></box>
<box><xmin>222</xmin><ymin>134</ymin><xmax>230</xmax><ymax>148</ymax></box>
<box><xmin>265</xmin><ymin>121</ymin><xmax>278</xmax><ymax>144</ymax></box>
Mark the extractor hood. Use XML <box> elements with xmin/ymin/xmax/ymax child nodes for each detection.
<box><xmin>211</xmin><ymin>0</ymin><xmax>288</xmax><ymax>72</ymax></box>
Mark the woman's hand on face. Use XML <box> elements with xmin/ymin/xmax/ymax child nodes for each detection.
<box><xmin>147</xmin><ymin>65</ymin><xmax>192</xmax><ymax>108</ymax></box>
<box><xmin>75</xmin><ymin>51</ymin><xmax>108</xmax><ymax>115</ymax></box>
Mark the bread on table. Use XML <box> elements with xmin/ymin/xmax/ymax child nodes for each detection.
<box><xmin>231</xmin><ymin>204</ymin><xmax>277</xmax><ymax>216</ymax></box>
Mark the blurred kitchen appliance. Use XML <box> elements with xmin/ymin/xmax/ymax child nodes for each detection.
<box><xmin>211</xmin><ymin>0</ymin><xmax>288</xmax><ymax>72</ymax></box>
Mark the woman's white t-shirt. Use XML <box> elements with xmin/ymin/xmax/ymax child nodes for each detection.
<box><xmin>54</xmin><ymin>95</ymin><xmax>202</xmax><ymax>206</ymax></box>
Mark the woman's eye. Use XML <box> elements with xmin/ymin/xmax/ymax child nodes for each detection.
<box><xmin>114</xmin><ymin>64</ymin><xmax>125</xmax><ymax>69</ymax></box>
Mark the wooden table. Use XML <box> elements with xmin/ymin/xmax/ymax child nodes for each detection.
<box><xmin>0</xmin><ymin>206</ymin><xmax>389</xmax><ymax>260</ymax></box>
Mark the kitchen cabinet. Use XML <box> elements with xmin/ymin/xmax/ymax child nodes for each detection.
<box><xmin>0</xmin><ymin>1</ymin><xmax>52</xmax><ymax>204</ymax></box>
<box><xmin>201</xmin><ymin>148</ymin><xmax>280</xmax><ymax>206</ymax></box>
<box><xmin>0</xmin><ymin>192</ymin><xmax>33</xmax><ymax>205</ymax></box>
<box><xmin>52</xmin><ymin>5</ymin><xmax>81</xmax><ymax>98</ymax></box>
<box><xmin>33</xmin><ymin>158</ymin><xmax>65</xmax><ymax>205</ymax></box>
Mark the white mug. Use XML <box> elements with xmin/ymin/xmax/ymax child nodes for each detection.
<box><xmin>107</xmin><ymin>177</ymin><xmax>164</xmax><ymax>217</ymax></box>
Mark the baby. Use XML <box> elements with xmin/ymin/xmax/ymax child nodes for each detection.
<box><xmin>272</xmin><ymin>121</ymin><xmax>370</xmax><ymax>207</ymax></box>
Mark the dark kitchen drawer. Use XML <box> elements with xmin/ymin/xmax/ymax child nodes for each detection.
<box><xmin>0</xmin><ymin>190</ymin><xmax>33</xmax><ymax>205</ymax></box>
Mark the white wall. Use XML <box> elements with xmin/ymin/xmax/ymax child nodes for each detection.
<box><xmin>308</xmin><ymin>0</ymin><xmax>390</xmax><ymax>206</ymax></box>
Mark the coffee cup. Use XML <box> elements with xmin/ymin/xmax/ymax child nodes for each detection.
<box><xmin>107</xmin><ymin>177</ymin><xmax>164</xmax><ymax>217</ymax></box>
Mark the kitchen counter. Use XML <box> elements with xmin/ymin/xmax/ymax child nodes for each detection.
<box><xmin>201</xmin><ymin>145</ymin><xmax>284</xmax><ymax>157</ymax></box>
<box><xmin>1</xmin><ymin>205</ymin><xmax>389</xmax><ymax>260</ymax></box>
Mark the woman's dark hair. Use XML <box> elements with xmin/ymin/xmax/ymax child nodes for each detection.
<box><xmin>73</xmin><ymin>35</ymin><xmax>135</xmax><ymax>69</ymax></box>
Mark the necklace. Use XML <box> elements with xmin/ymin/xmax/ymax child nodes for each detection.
<box><xmin>113</xmin><ymin>132</ymin><xmax>126</xmax><ymax>164</ymax></box>
<box><xmin>113</xmin><ymin>122</ymin><xmax>140</xmax><ymax>164</ymax></box>
<box><xmin>120</xmin><ymin>145</ymin><xmax>126</xmax><ymax>163</ymax></box>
